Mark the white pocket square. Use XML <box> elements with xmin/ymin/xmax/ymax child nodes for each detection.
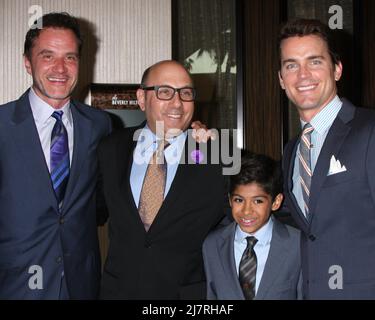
<box><xmin>328</xmin><ymin>155</ymin><xmax>347</xmax><ymax>176</ymax></box>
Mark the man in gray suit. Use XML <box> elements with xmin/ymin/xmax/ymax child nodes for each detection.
<box><xmin>203</xmin><ymin>152</ymin><xmax>302</xmax><ymax>300</ymax></box>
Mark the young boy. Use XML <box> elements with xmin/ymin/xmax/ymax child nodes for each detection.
<box><xmin>203</xmin><ymin>151</ymin><xmax>302</xmax><ymax>299</ymax></box>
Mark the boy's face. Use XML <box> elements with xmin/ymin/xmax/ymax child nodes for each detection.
<box><xmin>230</xmin><ymin>182</ymin><xmax>283</xmax><ymax>234</ymax></box>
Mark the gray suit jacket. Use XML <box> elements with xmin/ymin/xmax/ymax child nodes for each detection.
<box><xmin>202</xmin><ymin>217</ymin><xmax>302</xmax><ymax>300</ymax></box>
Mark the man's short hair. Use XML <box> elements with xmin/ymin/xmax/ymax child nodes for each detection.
<box><xmin>24</xmin><ymin>12</ymin><xmax>82</xmax><ymax>60</ymax></box>
<box><xmin>279</xmin><ymin>18</ymin><xmax>340</xmax><ymax>66</ymax></box>
<box><xmin>229</xmin><ymin>151</ymin><xmax>283</xmax><ymax>200</ymax></box>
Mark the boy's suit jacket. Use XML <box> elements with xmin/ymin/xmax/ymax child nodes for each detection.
<box><xmin>203</xmin><ymin>217</ymin><xmax>302</xmax><ymax>299</ymax></box>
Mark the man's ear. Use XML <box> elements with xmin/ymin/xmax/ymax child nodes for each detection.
<box><xmin>334</xmin><ymin>61</ymin><xmax>343</xmax><ymax>81</ymax></box>
<box><xmin>278</xmin><ymin>71</ymin><xmax>285</xmax><ymax>90</ymax></box>
<box><xmin>136</xmin><ymin>88</ymin><xmax>146</xmax><ymax>112</ymax></box>
<box><xmin>24</xmin><ymin>55</ymin><xmax>32</xmax><ymax>76</ymax></box>
<box><xmin>271</xmin><ymin>193</ymin><xmax>284</xmax><ymax>211</ymax></box>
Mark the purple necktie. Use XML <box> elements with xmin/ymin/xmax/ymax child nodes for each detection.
<box><xmin>50</xmin><ymin>111</ymin><xmax>70</xmax><ymax>207</ymax></box>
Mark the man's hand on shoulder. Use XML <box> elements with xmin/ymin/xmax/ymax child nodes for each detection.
<box><xmin>191</xmin><ymin>121</ymin><xmax>217</xmax><ymax>143</ymax></box>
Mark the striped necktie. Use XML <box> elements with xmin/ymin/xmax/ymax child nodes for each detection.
<box><xmin>138</xmin><ymin>140</ymin><xmax>169</xmax><ymax>231</ymax></box>
<box><xmin>298</xmin><ymin>123</ymin><xmax>314</xmax><ymax>217</ymax></box>
<box><xmin>239</xmin><ymin>236</ymin><xmax>258</xmax><ymax>300</ymax></box>
<box><xmin>50</xmin><ymin>111</ymin><xmax>70</xmax><ymax>208</ymax></box>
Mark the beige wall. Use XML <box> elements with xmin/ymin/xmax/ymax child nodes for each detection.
<box><xmin>0</xmin><ymin>0</ymin><xmax>172</xmax><ymax>104</ymax></box>
<box><xmin>0</xmin><ymin>0</ymin><xmax>171</xmax><ymax>264</ymax></box>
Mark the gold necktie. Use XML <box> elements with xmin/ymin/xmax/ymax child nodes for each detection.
<box><xmin>138</xmin><ymin>141</ymin><xmax>168</xmax><ymax>231</ymax></box>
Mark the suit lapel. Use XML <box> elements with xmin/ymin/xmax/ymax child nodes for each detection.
<box><xmin>256</xmin><ymin>219</ymin><xmax>289</xmax><ymax>299</ymax></box>
<box><xmin>118</xmin><ymin>126</ymin><xmax>146</xmax><ymax>230</ymax></box>
<box><xmin>123</xmin><ymin>134</ymin><xmax>139</xmax><ymax>213</ymax></box>
<box><xmin>308</xmin><ymin>101</ymin><xmax>354</xmax><ymax>222</ymax></box>
<box><xmin>11</xmin><ymin>91</ymin><xmax>57</xmax><ymax>208</ymax></box>
<box><xmin>285</xmin><ymin>101</ymin><xmax>355</xmax><ymax>230</ymax></box>
<box><xmin>217</xmin><ymin>223</ymin><xmax>245</xmax><ymax>299</ymax></box>
<box><xmin>61</xmin><ymin>101</ymin><xmax>92</xmax><ymax>213</ymax></box>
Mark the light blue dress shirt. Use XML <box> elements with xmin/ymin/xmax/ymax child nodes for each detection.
<box><xmin>234</xmin><ymin>217</ymin><xmax>274</xmax><ymax>295</ymax></box>
<box><xmin>292</xmin><ymin>95</ymin><xmax>342</xmax><ymax>216</ymax></box>
<box><xmin>29</xmin><ymin>88</ymin><xmax>74</xmax><ymax>171</ymax></box>
<box><xmin>130</xmin><ymin>125</ymin><xmax>187</xmax><ymax>208</ymax></box>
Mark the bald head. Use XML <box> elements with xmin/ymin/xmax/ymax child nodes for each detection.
<box><xmin>141</xmin><ymin>60</ymin><xmax>193</xmax><ymax>86</ymax></box>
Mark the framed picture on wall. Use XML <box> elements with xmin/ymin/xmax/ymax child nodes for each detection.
<box><xmin>90</xmin><ymin>83</ymin><xmax>140</xmax><ymax>110</ymax></box>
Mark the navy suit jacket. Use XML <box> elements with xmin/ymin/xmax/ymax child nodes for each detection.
<box><xmin>283</xmin><ymin>99</ymin><xmax>375</xmax><ymax>299</ymax></box>
<box><xmin>203</xmin><ymin>218</ymin><xmax>302</xmax><ymax>300</ymax></box>
<box><xmin>0</xmin><ymin>90</ymin><xmax>111</xmax><ymax>299</ymax></box>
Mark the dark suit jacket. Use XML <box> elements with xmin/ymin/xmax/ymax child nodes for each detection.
<box><xmin>97</xmin><ymin>125</ymin><xmax>226</xmax><ymax>299</ymax></box>
<box><xmin>0</xmin><ymin>90</ymin><xmax>112</xmax><ymax>299</ymax></box>
<box><xmin>203</xmin><ymin>218</ymin><xmax>302</xmax><ymax>300</ymax></box>
<box><xmin>283</xmin><ymin>99</ymin><xmax>375</xmax><ymax>299</ymax></box>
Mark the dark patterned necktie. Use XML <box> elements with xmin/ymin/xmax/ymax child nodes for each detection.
<box><xmin>239</xmin><ymin>236</ymin><xmax>258</xmax><ymax>300</ymax></box>
<box><xmin>50</xmin><ymin>111</ymin><xmax>70</xmax><ymax>207</ymax></box>
<box><xmin>298</xmin><ymin>123</ymin><xmax>314</xmax><ymax>217</ymax></box>
<box><xmin>138</xmin><ymin>140</ymin><xmax>169</xmax><ymax>231</ymax></box>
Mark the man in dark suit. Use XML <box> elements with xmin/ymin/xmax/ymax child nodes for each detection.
<box><xmin>98</xmin><ymin>60</ymin><xmax>227</xmax><ymax>299</ymax></box>
<box><xmin>280</xmin><ymin>19</ymin><xmax>375</xmax><ymax>299</ymax></box>
<box><xmin>0</xmin><ymin>13</ymin><xmax>111</xmax><ymax>299</ymax></box>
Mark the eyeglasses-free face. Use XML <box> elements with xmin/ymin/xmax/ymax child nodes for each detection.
<box><xmin>141</xmin><ymin>85</ymin><xmax>196</xmax><ymax>102</ymax></box>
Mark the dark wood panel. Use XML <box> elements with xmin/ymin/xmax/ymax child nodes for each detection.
<box><xmin>243</xmin><ymin>0</ymin><xmax>284</xmax><ymax>160</ymax></box>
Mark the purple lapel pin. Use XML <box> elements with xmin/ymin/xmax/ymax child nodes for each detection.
<box><xmin>191</xmin><ymin>150</ymin><xmax>204</xmax><ymax>164</ymax></box>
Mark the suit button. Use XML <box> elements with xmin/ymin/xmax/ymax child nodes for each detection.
<box><xmin>56</xmin><ymin>256</ymin><xmax>62</xmax><ymax>264</ymax></box>
<box><xmin>59</xmin><ymin>218</ymin><xmax>64</xmax><ymax>224</ymax></box>
<box><xmin>309</xmin><ymin>235</ymin><xmax>316</xmax><ymax>241</ymax></box>
<box><xmin>144</xmin><ymin>240</ymin><xmax>152</xmax><ymax>248</ymax></box>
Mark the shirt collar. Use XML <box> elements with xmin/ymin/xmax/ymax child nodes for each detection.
<box><xmin>300</xmin><ymin>95</ymin><xmax>342</xmax><ymax>134</ymax></box>
<box><xmin>139</xmin><ymin>124</ymin><xmax>187</xmax><ymax>152</ymax></box>
<box><xmin>29</xmin><ymin>87</ymin><xmax>73</xmax><ymax>125</ymax></box>
<box><xmin>235</xmin><ymin>216</ymin><xmax>273</xmax><ymax>246</ymax></box>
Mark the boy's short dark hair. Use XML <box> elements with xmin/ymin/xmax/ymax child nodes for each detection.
<box><xmin>278</xmin><ymin>18</ymin><xmax>340</xmax><ymax>67</ymax></box>
<box><xmin>230</xmin><ymin>151</ymin><xmax>283</xmax><ymax>200</ymax></box>
<box><xmin>24</xmin><ymin>12</ymin><xmax>82</xmax><ymax>60</ymax></box>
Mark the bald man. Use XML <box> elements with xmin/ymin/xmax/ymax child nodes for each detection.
<box><xmin>98</xmin><ymin>60</ymin><xmax>227</xmax><ymax>299</ymax></box>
